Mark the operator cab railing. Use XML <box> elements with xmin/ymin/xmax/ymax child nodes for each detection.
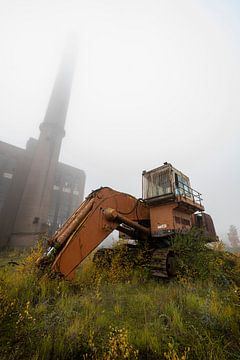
<box><xmin>174</xmin><ymin>180</ymin><xmax>203</xmax><ymax>206</ymax></box>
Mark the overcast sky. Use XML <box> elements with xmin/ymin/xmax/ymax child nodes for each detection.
<box><xmin>0</xmin><ymin>0</ymin><xmax>239</xmax><ymax>239</ymax></box>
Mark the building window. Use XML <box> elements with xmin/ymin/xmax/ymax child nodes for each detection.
<box><xmin>53</xmin><ymin>185</ymin><xmax>60</xmax><ymax>190</ymax></box>
<box><xmin>3</xmin><ymin>172</ymin><xmax>13</xmax><ymax>179</ymax></box>
<box><xmin>62</xmin><ymin>187</ymin><xmax>71</xmax><ymax>193</ymax></box>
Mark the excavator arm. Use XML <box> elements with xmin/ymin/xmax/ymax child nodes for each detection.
<box><xmin>39</xmin><ymin>187</ymin><xmax>150</xmax><ymax>279</ymax></box>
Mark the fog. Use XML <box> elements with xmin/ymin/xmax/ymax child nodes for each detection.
<box><xmin>0</xmin><ymin>0</ymin><xmax>240</xmax><ymax>240</ymax></box>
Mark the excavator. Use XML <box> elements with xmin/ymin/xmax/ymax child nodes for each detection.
<box><xmin>37</xmin><ymin>162</ymin><xmax>217</xmax><ymax>279</ymax></box>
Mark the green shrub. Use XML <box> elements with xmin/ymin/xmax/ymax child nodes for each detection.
<box><xmin>172</xmin><ymin>230</ymin><xmax>240</xmax><ymax>287</ymax></box>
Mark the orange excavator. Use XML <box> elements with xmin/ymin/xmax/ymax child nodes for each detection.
<box><xmin>37</xmin><ymin>163</ymin><xmax>217</xmax><ymax>279</ymax></box>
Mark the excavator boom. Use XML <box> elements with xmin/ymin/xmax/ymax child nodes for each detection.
<box><xmin>43</xmin><ymin>187</ymin><xmax>149</xmax><ymax>279</ymax></box>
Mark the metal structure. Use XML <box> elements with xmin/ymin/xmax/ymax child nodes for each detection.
<box><xmin>37</xmin><ymin>163</ymin><xmax>217</xmax><ymax>279</ymax></box>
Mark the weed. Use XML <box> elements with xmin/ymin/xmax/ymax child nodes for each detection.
<box><xmin>103</xmin><ymin>326</ymin><xmax>138</xmax><ymax>360</ymax></box>
<box><xmin>164</xmin><ymin>342</ymin><xmax>190</xmax><ymax>360</ymax></box>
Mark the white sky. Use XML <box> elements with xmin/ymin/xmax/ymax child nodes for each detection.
<box><xmin>0</xmin><ymin>0</ymin><xmax>239</xmax><ymax>238</ymax></box>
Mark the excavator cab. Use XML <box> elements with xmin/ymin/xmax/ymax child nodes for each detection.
<box><xmin>142</xmin><ymin>163</ymin><xmax>204</xmax><ymax>237</ymax></box>
<box><xmin>142</xmin><ymin>162</ymin><xmax>202</xmax><ymax>205</ymax></box>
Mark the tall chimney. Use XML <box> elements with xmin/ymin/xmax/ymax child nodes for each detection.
<box><xmin>11</xmin><ymin>41</ymin><xmax>77</xmax><ymax>246</ymax></box>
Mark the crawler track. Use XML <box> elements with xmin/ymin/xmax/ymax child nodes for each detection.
<box><xmin>148</xmin><ymin>249</ymin><xmax>176</xmax><ymax>278</ymax></box>
<box><xmin>93</xmin><ymin>246</ymin><xmax>176</xmax><ymax>279</ymax></box>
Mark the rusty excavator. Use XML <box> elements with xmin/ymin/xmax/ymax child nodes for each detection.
<box><xmin>37</xmin><ymin>163</ymin><xmax>217</xmax><ymax>279</ymax></box>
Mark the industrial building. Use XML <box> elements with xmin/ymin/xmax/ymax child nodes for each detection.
<box><xmin>0</xmin><ymin>45</ymin><xmax>85</xmax><ymax>247</ymax></box>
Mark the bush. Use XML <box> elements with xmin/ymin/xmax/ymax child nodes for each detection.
<box><xmin>172</xmin><ymin>230</ymin><xmax>240</xmax><ymax>287</ymax></box>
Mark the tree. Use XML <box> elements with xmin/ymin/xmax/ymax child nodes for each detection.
<box><xmin>228</xmin><ymin>225</ymin><xmax>240</xmax><ymax>248</ymax></box>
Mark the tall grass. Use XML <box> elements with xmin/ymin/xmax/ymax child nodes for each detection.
<box><xmin>0</xmin><ymin>233</ymin><xmax>240</xmax><ymax>359</ymax></box>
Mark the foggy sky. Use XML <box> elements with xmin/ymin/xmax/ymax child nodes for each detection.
<box><xmin>0</xmin><ymin>0</ymin><xmax>240</xmax><ymax>240</ymax></box>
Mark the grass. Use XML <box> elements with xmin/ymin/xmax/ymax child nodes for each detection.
<box><xmin>0</xmin><ymin>233</ymin><xmax>240</xmax><ymax>360</ymax></box>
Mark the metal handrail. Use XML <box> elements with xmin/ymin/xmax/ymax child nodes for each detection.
<box><xmin>175</xmin><ymin>180</ymin><xmax>203</xmax><ymax>205</ymax></box>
